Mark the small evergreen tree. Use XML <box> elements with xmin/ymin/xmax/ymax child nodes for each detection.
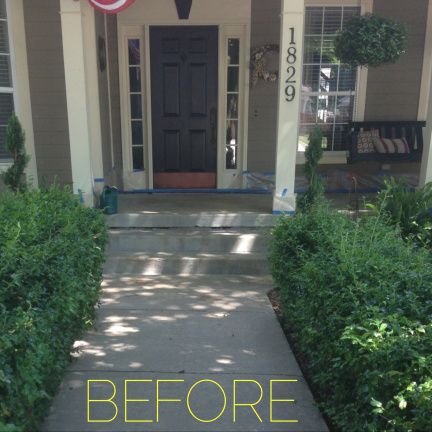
<box><xmin>1</xmin><ymin>113</ymin><xmax>29</xmax><ymax>192</ymax></box>
<box><xmin>297</xmin><ymin>127</ymin><xmax>324</xmax><ymax>212</ymax></box>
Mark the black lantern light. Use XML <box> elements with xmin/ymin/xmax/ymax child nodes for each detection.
<box><xmin>175</xmin><ymin>0</ymin><xmax>192</xmax><ymax>20</ymax></box>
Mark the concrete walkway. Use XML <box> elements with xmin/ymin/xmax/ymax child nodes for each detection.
<box><xmin>42</xmin><ymin>217</ymin><xmax>327</xmax><ymax>431</ymax></box>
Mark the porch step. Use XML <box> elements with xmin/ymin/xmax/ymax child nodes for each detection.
<box><xmin>104</xmin><ymin>252</ymin><xmax>269</xmax><ymax>276</ymax></box>
<box><xmin>108</xmin><ymin>228</ymin><xmax>269</xmax><ymax>253</ymax></box>
<box><xmin>107</xmin><ymin>212</ymin><xmax>278</xmax><ymax>228</ymax></box>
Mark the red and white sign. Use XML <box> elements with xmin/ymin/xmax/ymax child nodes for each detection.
<box><xmin>88</xmin><ymin>0</ymin><xmax>135</xmax><ymax>14</ymax></box>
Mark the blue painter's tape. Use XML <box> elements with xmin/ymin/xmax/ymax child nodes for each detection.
<box><xmin>294</xmin><ymin>187</ymin><xmax>380</xmax><ymax>194</ymax></box>
<box><xmin>325</xmin><ymin>187</ymin><xmax>380</xmax><ymax>194</ymax></box>
<box><xmin>273</xmin><ymin>210</ymin><xmax>296</xmax><ymax>216</ymax></box>
<box><xmin>77</xmin><ymin>189</ymin><xmax>84</xmax><ymax>204</ymax></box>
<box><xmin>119</xmin><ymin>188</ymin><xmax>272</xmax><ymax>195</ymax></box>
<box><xmin>94</xmin><ymin>178</ymin><xmax>105</xmax><ymax>183</ymax></box>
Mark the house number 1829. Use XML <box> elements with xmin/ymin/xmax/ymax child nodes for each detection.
<box><xmin>285</xmin><ymin>27</ymin><xmax>297</xmax><ymax>102</ymax></box>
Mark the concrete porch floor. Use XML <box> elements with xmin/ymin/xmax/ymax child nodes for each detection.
<box><xmin>116</xmin><ymin>192</ymin><xmax>376</xmax><ymax>215</ymax></box>
<box><xmin>117</xmin><ymin>193</ymin><xmax>274</xmax><ymax>214</ymax></box>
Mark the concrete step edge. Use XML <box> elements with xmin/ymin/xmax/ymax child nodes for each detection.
<box><xmin>105</xmin><ymin>252</ymin><xmax>269</xmax><ymax>260</ymax></box>
<box><xmin>101</xmin><ymin>274</ymin><xmax>274</xmax><ymax>283</ymax></box>
<box><xmin>107</xmin><ymin>213</ymin><xmax>278</xmax><ymax>229</ymax></box>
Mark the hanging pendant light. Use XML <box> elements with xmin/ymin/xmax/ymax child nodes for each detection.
<box><xmin>175</xmin><ymin>0</ymin><xmax>193</xmax><ymax>20</ymax></box>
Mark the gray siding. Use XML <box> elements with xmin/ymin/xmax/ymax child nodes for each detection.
<box><xmin>95</xmin><ymin>11</ymin><xmax>112</xmax><ymax>179</ymax></box>
<box><xmin>247</xmin><ymin>0</ymin><xmax>280</xmax><ymax>173</ymax></box>
<box><xmin>95</xmin><ymin>11</ymin><xmax>123</xmax><ymax>188</ymax></box>
<box><xmin>23</xmin><ymin>0</ymin><xmax>72</xmax><ymax>186</ymax></box>
<box><xmin>106</xmin><ymin>14</ymin><xmax>123</xmax><ymax>187</ymax></box>
<box><xmin>364</xmin><ymin>0</ymin><xmax>428</xmax><ymax>120</ymax></box>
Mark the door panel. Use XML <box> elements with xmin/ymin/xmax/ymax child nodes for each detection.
<box><xmin>190</xmin><ymin>130</ymin><xmax>206</xmax><ymax>171</ymax></box>
<box><xmin>163</xmin><ymin>65</ymin><xmax>181</xmax><ymax>116</ymax></box>
<box><xmin>190</xmin><ymin>63</ymin><xmax>207</xmax><ymax>116</ymax></box>
<box><xmin>164</xmin><ymin>131</ymin><xmax>181</xmax><ymax>171</ymax></box>
<box><xmin>150</xmin><ymin>26</ymin><xmax>218</xmax><ymax>189</ymax></box>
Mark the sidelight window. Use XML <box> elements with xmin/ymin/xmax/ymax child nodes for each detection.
<box><xmin>226</xmin><ymin>38</ymin><xmax>240</xmax><ymax>169</ymax></box>
<box><xmin>128</xmin><ymin>38</ymin><xmax>144</xmax><ymax>170</ymax></box>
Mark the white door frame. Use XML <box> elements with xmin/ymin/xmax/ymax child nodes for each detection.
<box><xmin>118</xmin><ymin>2</ymin><xmax>251</xmax><ymax>190</ymax></box>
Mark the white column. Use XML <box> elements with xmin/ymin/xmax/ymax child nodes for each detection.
<box><xmin>420</xmin><ymin>74</ymin><xmax>432</xmax><ymax>186</ymax></box>
<box><xmin>60</xmin><ymin>0</ymin><xmax>103</xmax><ymax>206</ymax></box>
<box><xmin>419</xmin><ymin>1</ymin><xmax>432</xmax><ymax>187</ymax></box>
<box><xmin>273</xmin><ymin>0</ymin><xmax>304</xmax><ymax>213</ymax></box>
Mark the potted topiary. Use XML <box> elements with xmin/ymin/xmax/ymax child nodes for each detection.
<box><xmin>334</xmin><ymin>13</ymin><xmax>407</xmax><ymax>68</ymax></box>
<box><xmin>297</xmin><ymin>127</ymin><xmax>325</xmax><ymax>213</ymax></box>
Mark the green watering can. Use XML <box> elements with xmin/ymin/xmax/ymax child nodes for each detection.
<box><xmin>100</xmin><ymin>186</ymin><xmax>118</xmax><ymax>215</ymax></box>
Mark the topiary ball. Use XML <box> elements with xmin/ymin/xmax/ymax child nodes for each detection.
<box><xmin>334</xmin><ymin>13</ymin><xmax>407</xmax><ymax>68</ymax></box>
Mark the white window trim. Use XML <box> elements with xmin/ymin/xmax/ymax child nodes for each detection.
<box><xmin>418</xmin><ymin>0</ymin><xmax>432</xmax><ymax>120</ymax></box>
<box><xmin>355</xmin><ymin>0</ymin><xmax>373</xmax><ymax>121</ymax></box>
<box><xmin>297</xmin><ymin>0</ymin><xmax>373</xmax><ymax>164</ymax></box>
<box><xmin>3</xmin><ymin>0</ymin><xmax>37</xmax><ymax>185</ymax></box>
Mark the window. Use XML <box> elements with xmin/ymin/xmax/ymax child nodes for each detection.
<box><xmin>226</xmin><ymin>38</ymin><xmax>240</xmax><ymax>169</ymax></box>
<box><xmin>128</xmin><ymin>38</ymin><xmax>144</xmax><ymax>170</ymax></box>
<box><xmin>0</xmin><ymin>0</ymin><xmax>13</xmax><ymax>159</ymax></box>
<box><xmin>300</xmin><ymin>6</ymin><xmax>360</xmax><ymax>151</ymax></box>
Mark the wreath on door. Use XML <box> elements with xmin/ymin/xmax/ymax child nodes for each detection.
<box><xmin>250</xmin><ymin>44</ymin><xmax>279</xmax><ymax>86</ymax></box>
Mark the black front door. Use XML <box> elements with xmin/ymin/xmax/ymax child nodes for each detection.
<box><xmin>150</xmin><ymin>26</ymin><xmax>218</xmax><ymax>189</ymax></box>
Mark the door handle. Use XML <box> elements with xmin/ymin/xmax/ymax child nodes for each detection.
<box><xmin>210</xmin><ymin>108</ymin><xmax>217</xmax><ymax>146</ymax></box>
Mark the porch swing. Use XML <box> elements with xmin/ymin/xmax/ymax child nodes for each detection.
<box><xmin>347</xmin><ymin>121</ymin><xmax>426</xmax><ymax>164</ymax></box>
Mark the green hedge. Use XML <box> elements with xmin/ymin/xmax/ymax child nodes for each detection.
<box><xmin>0</xmin><ymin>188</ymin><xmax>108</xmax><ymax>431</ymax></box>
<box><xmin>270</xmin><ymin>208</ymin><xmax>432</xmax><ymax>432</ymax></box>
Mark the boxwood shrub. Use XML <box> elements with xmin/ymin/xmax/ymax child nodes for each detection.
<box><xmin>270</xmin><ymin>207</ymin><xmax>432</xmax><ymax>432</ymax></box>
<box><xmin>0</xmin><ymin>187</ymin><xmax>108</xmax><ymax>431</ymax></box>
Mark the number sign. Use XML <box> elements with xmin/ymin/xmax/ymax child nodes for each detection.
<box><xmin>285</xmin><ymin>27</ymin><xmax>297</xmax><ymax>102</ymax></box>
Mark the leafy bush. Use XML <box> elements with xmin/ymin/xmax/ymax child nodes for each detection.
<box><xmin>297</xmin><ymin>127</ymin><xmax>324</xmax><ymax>212</ymax></box>
<box><xmin>371</xmin><ymin>177</ymin><xmax>432</xmax><ymax>248</ymax></box>
<box><xmin>0</xmin><ymin>187</ymin><xmax>108</xmax><ymax>431</ymax></box>
<box><xmin>270</xmin><ymin>207</ymin><xmax>432</xmax><ymax>431</ymax></box>
<box><xmin>1</xmin><ymin>114</ymin><xmax>30</xmax><ymax>193</ymax></box>
<box><xmin>335</xmin><ymin>13</ymin><xmax>407</xmax><ymax>67</ymax></box>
